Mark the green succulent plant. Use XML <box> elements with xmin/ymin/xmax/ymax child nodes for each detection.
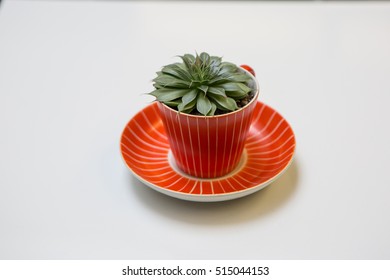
<box><xmin>148</xmin><ymin>52</ymin><xmax>253</xmax><ymax>116</ymax></box>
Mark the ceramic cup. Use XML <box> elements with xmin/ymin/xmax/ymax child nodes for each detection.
<box><xmin>157</xmin><ymin>69</ymin><xmax>259</xmax><ymax>179</ymax></box>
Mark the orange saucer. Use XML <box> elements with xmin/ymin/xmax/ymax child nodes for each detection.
<box><xmin>120</xmin><ymin>101</ymin><xmax>296</xmax><ymax>202</ymax></box>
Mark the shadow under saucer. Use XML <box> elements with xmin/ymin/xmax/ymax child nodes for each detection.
<box><xmin>128</xmin><ymin>158</ymin><xmax>299</xmax><ymax>226</ymax></box>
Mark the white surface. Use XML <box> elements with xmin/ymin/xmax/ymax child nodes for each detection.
<box><xmin>1</xmin><ymin>0</ymin><xmax>390</xmax><ymax>259</ymax></box>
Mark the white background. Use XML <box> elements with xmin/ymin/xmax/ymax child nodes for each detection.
<box><xmin>0</xmin><ymin>0</ymin><xmax>390</xmax><ymax>259</ymax></box>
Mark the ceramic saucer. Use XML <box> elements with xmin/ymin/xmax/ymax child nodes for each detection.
<box><xmin>120</xmin><ymin>101</ymin><xmax>296</xmax><ymax>202</ymax></box>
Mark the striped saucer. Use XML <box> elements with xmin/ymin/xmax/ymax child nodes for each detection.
<box><xmin>120</xmin><ymin>101</ymin><xmax>296</xmax><ymax>202</ymax></box>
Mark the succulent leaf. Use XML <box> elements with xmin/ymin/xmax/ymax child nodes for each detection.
<box><xmin>162</xmin><ymin>64</ymin><xmax>192</xmax><ymax>81</ymax></box>
<box><xmin>180</xmin><ymin>54</ymin><xmax>195</xmax><ymax>71</ymax></box>
<box><xmin>196</xmin><ymin>94</ymin><xmax>212</xmax><ymax>116</ymax></box>
<box><xmin>198</xmin><ymin>85</ymin><xmax>209</xmax><ymax>94</ymax></box>
<box><xmin>208</xmin><ymin>103</ymin><xmax>217</xmax><ymax>116</ymax></box>
<box><xmin>164</xmin><ymin>98</ymin><xmax>182</xmax><ymax>107</ymax></box>
<box><xmin>155</xmin><ymin>88</ymin><xmax>191</xmax><ymax>102</ymax></box>
<box><xmin>208</xmin><ymin>95</ymin><xmax>238</xmax><ymax>112</ymax></box>
<box><xmin>149</xmin><ymin>89</ymin><xmax>161</xmax><ymax>98</ymax></box>
<box><xmin>208</xmin><ymin>87</ymin><xmax>226</xmax><ymax>97</ymax></box>
<box><xmin>178</xmin><ymin>97</ymin><xmax>197</xmax><ymax>113</ymax></box>
<box><xmin>221</xmin><ymin>82</ymin><xmax>251</xmax><ymax>94</ymax></box>
<box><xmin>181</xmin><ymin>89</ymin><xmax>198</xmax><ymax>106</ymax></box>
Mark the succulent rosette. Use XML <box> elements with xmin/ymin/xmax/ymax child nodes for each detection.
<box><xmin>149</xmin><ymin>52</ymin><xmax>254</xmax><ymax>116</ymax></box>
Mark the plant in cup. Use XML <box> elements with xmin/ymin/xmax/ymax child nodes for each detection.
<box><xmin>149</xmin><ymin>52</ymin><xmax>255</xmax><ymax>116</ymax></box>
<box><xmin>148</xmin><ymin>52</ymin><xmax>259</xmax><ymax>179</ymax></box>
